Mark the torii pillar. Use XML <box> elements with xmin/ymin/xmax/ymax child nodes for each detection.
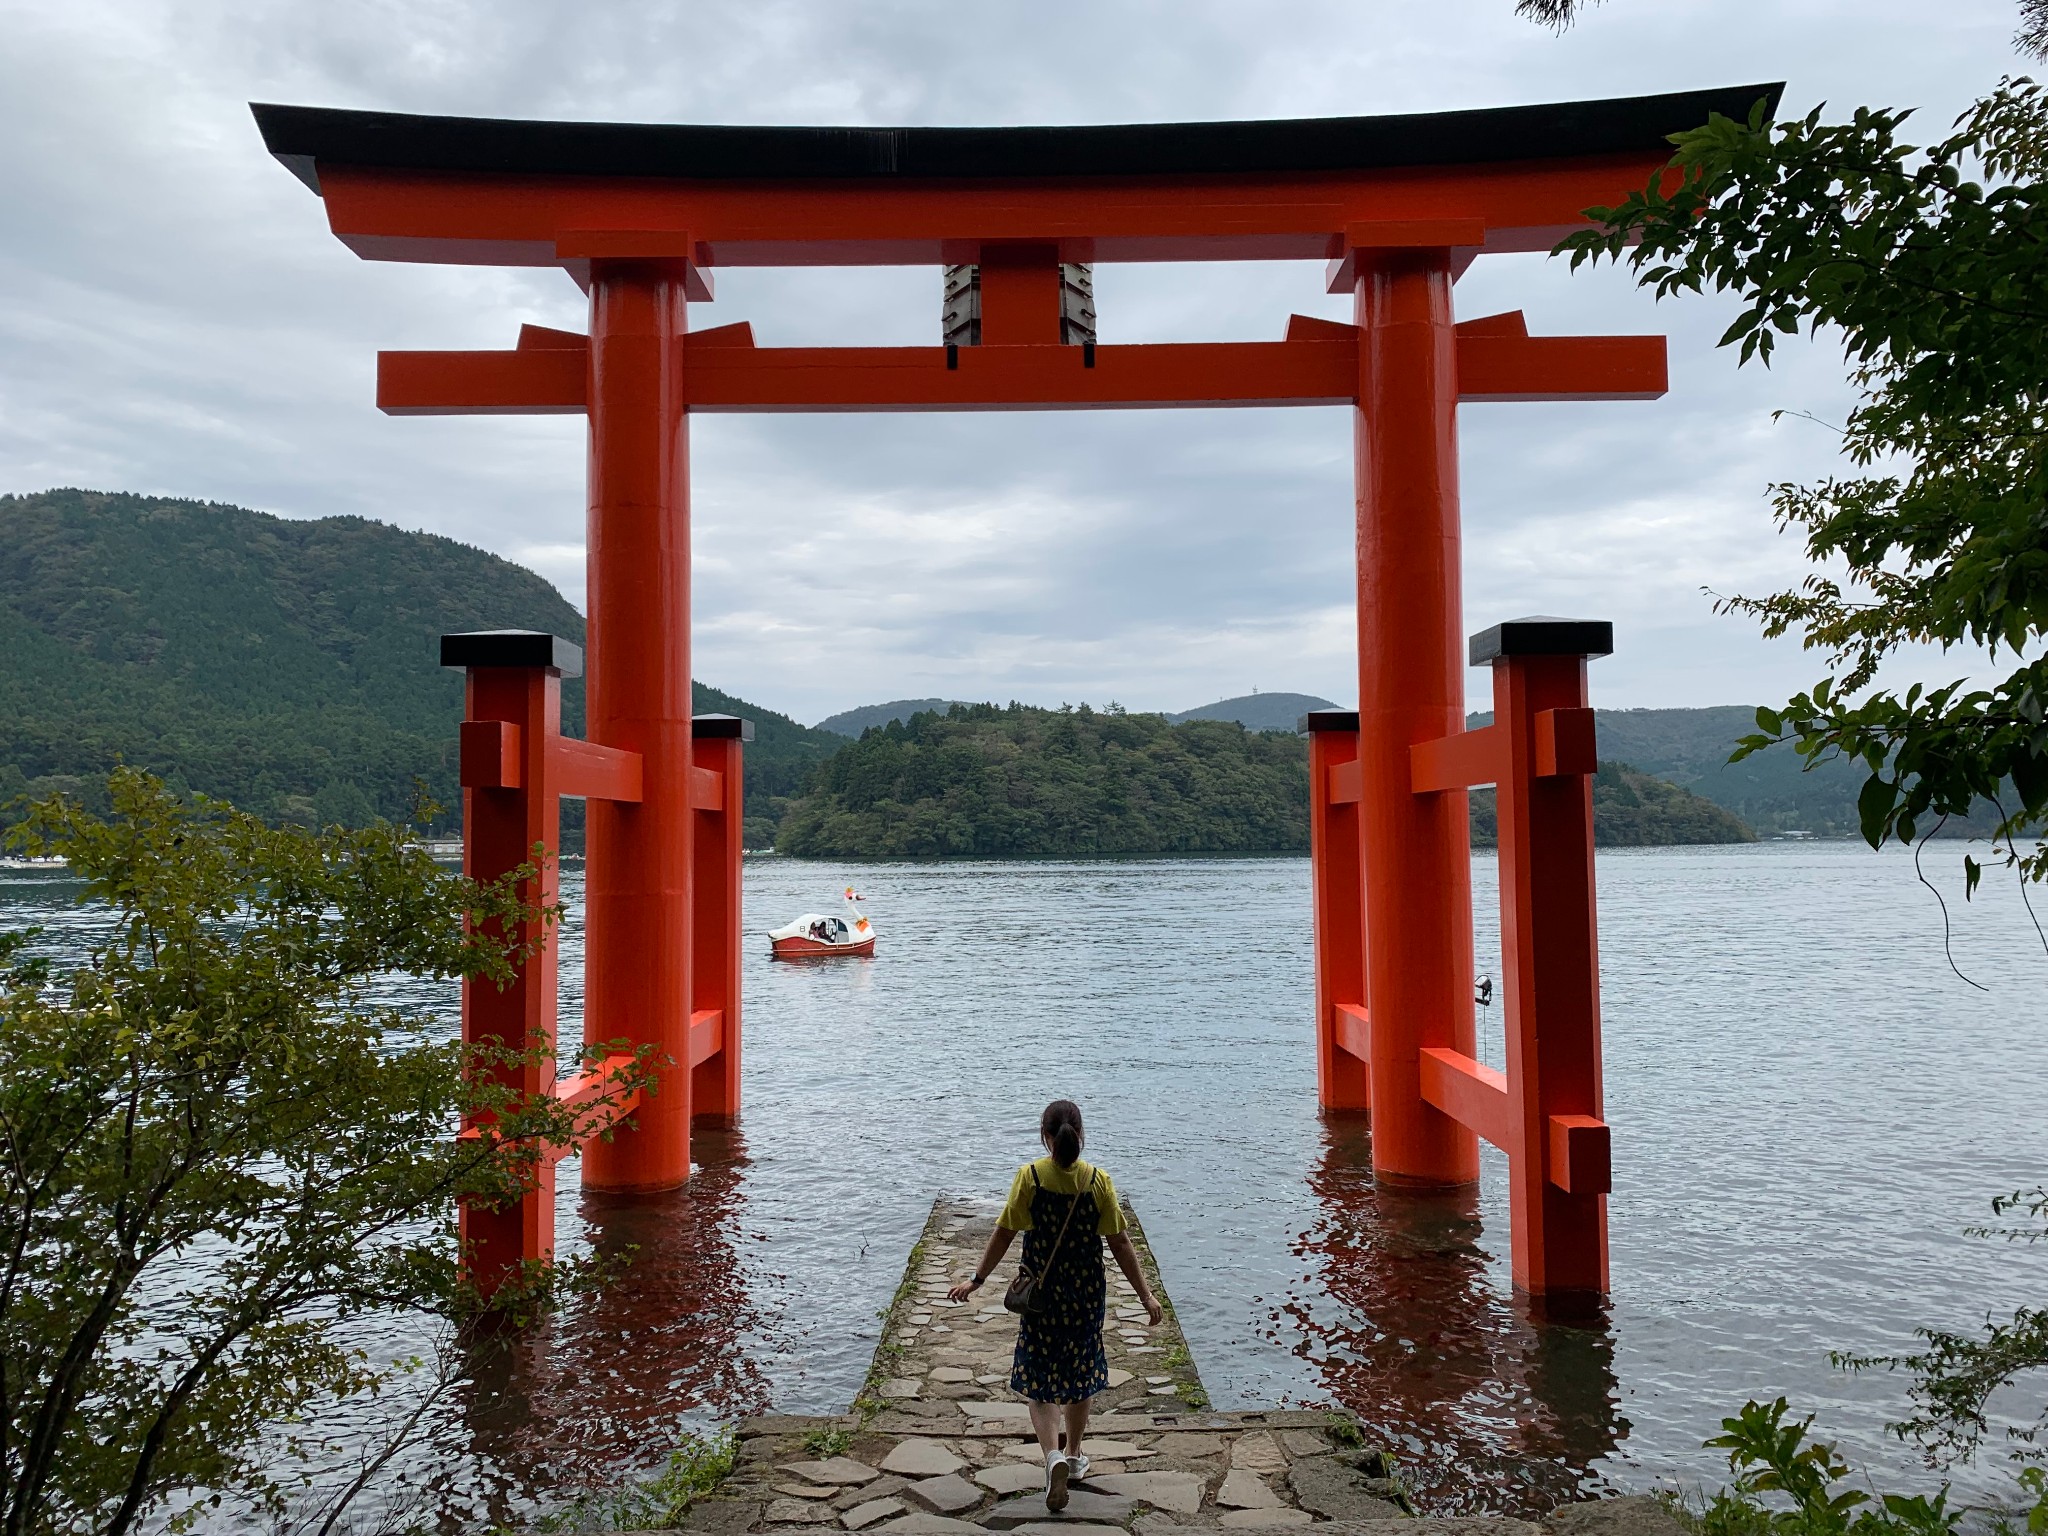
<box><xmin>579</xmin><ymin>250</ymin><xmax>707</xmax><ymax>1192</ymax></box>
<box><xmin>1348</xmin><ymin>232</ymin><xmax>1482</xmax><ymax>1189</ymax></box>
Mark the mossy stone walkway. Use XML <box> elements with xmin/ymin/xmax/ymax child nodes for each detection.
<box><xmin>685</xmin><ymin>1197</ymin><xmax>1683</xmax><ymax>1536</ymax></box>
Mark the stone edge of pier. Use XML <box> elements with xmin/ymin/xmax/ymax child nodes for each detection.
<box><xmin>678</xmin><ymin>1201</ymin><xmax>1688</xmax><ymax>1536</ymax></box>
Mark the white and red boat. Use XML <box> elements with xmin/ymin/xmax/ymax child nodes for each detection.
<box><xmin>768</xmin><ymin>888</ymin><xmax>877</xmax><ymax>959</ymax></box>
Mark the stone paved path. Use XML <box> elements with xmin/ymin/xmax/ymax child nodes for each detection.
<box><xmin>860</xmin><ymin>1195</ymin><xmax>1208</xmax><ymax>1420</ymax></box>
<box><xmin>680</xmin><ymin>1198</ymin><xmax>1683</xmax><ymax>1536</ymax></box>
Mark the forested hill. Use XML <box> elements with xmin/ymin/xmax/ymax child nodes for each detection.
<box><xmin>815</xmin><ymin>698</ymin><xmax>971</xmax><ymax>736</ymax></box>
<box><xmin>1167</xmin><ymin>691</ymin><xmax>1338</xmax><ymax>733</ymax></box>
<box><xmin>779</xmin><ymin>704</ymin><xmax>1308</xmax><ymax>857</ymax></box>
<box><xmin>0</xmin><ymin>489</ymin><xmax>841</xmax><ymax>828</ymax></box>
<box><xmin>775</xmin><ymin>703</ymin><xmax>1755</xmax><ymax>858</ymax></box>
<box><xmin>1469</xmin><ymin>705</ymin><xmax>1864</xmax><ymax>837</ymax></box>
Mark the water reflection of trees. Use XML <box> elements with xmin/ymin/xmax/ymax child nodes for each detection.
<box><xmin>451</xmin><ymin>1124</ymin><xmax>773</xmax><ymax>1525</ymax></box>
<box><xmin>1287</xmin><ymin>1118</ymin><xmax>1626</xmax><ymax>1515</ymax></box>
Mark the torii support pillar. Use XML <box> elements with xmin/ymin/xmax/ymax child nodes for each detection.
<box><xmin>1314</xmin><ymin>618</ymin><xmax>1614</xmax><ymax>1308</ymax></box>
<box><xmin>442</xmin><ymin>629</ymin><xmax>748</xmax><ymax>1294</ymax></box>
<box><xmin>1469</xmin><ymin>618</ymin><xmax>1612</xmax><ymax>1304</ymax></box>
<box><xmin>444</xmin><ymin>629</ymin><xmax>643</xmax><ymax>1297</ymax></box>
<box><xmin>1306</xmin><ymin>710</ymin><xmax>1369</xmax><ymax>1113</ymax></box>
<box><xmin>688</xmin><ymin>713</ymin><xmax>749</xmax><ymax>1123</ymax></box>
<box><xmin>580</xmin><ymin>252</ymin><xmax>710</xmax><ymax>1194</ymax></box>
<box><xmin>1344</xmin><ymin>231</ymin><xmax>1481</xmax><ymax>1191</ymax></box>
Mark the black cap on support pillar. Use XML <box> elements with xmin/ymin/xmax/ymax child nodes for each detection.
<box><xmin>1299</xmin><ymin>708</ymin><xmax>1361</xmax><ymax>733</ymax></box>
<box><xmin>1467</xmin><ymin>616</ymin><xmax>1613</xmax><ymax>667</ymax></box>
<box><xmin>440</xmin><ymin>629</ymin><xmax>585</xmax><ymax>676</ymax></box>
<box><xmin>692</xmin><ymin>713</ymin><xmax>754</xmax><ymax>742</ymax></box>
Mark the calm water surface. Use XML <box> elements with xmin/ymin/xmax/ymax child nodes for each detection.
<box><xmin>5</xmin><ymin>842</ymin><xmax>2046</xmax><ymax>1524</ymax></box>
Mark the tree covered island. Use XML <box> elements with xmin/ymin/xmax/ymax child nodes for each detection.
<box><xmin>775</xmin><ymin>703</ymin><xmax>1753</xmax><ymax>858</ymax></box>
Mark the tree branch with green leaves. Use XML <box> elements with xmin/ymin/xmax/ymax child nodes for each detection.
<box><xmin>1515</xmin><ymin>0</ymin><xmax>2048</xmax><ymax>61</ymax></box>
<box><xmin>0</xmin><ymin>770</ymin><xmax>649</xmax><ymax>1536</ymax></box>
<box><xmin>1559</xmin><ymin>79</ymin><xmax>2048</xmax><ymax>896</ymax></box>
<box><xmin>1557</xmin><ymin>76</ymin><xmax>2048</xmax><ymax>1503</ymax></box>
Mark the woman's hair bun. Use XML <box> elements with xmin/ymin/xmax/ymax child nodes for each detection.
<box><xmin>1041</xmin><ymin>1099</ymin><xmax>1085</xmax><ymax>1168</ymax></box>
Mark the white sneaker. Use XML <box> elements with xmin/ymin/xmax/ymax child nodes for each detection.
<box><xmin>1045</xmin><ymin>1451</ymin><xmax>1070</xmax><ymax>1512</ymax></box>
<box><xmin>1067</xmin><ymin>1453</ymin><xmax>1092</xmax><ymax>1486</ymax></box>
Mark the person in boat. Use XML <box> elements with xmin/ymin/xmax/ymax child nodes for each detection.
<box><xmin>947</xmin><ymin>1100</ymin><xmax>1162</xmax><ymax>1510</ymax></box>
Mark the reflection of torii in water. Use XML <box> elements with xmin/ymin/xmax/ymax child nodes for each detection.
<box><xmin>458</xmin><ymin>1125</ymin><xmax>772</xmax><ymax>1508</ymax></box>
<box><xmin>1288</xmin><ymin>1121</ymin><xmax>1624</xmax><ymax>1514</ymax></box>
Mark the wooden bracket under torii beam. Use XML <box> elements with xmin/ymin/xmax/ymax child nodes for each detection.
<box><xmin>376</xmin><ymin>309</ymin><xmax>1666</xmax><ymax>415</ymax></box>
<box><xmin>1323</xmin><ymin>217</ymin><xmax>1489</xmax><ymax>290</ymax></box>
<box><xmin>554</xmin><ymin>229</ymin><xmax>716</xmax><ymax>298</ymax></box>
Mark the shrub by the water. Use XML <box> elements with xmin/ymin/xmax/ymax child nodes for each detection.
<box><xmin>1689</xmin><ymin>1399</ymin><xmax>1958</xmax><ymax>1536</ymax></box>
<box><xmin>0</xmin><ymin>489</ymin><xmax>840</xmax><ymax>832</ymax></box>
<box><xmin>0</xmin><ymin>770</ymin><xmax>639</xmax><ymax>1536</ymax></box>
<box><xmin>540</xmin><ymin>1427</ymin><xmax>738</xmax><ymax>1533</ymax></box>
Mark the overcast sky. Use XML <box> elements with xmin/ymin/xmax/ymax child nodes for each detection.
<box><xmin>0</xmin><ymin>0</ymin><xmax>2028</xmax><ymax>725</ymax></box>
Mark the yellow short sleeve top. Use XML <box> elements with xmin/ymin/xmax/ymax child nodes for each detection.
<box><xmin>997</xmin><ymin>1157</ymin><xmax>1127</xmax><ymax>1237</ymax></box>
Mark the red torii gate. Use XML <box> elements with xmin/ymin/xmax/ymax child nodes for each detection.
<box><xmin>256</xmin><ymin>83</ymin><xmax>1778</xmax><ymax>1308</ymax></box>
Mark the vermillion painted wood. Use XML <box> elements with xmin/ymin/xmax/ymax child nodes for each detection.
<box><xmin>1350</xmin><ymin>247</ymin><xmax>1481</xmax><ymax>1189</ymax></box>
<box><xmin>581</xmin><ymin>265</ymin><xmax>700</xmax><ymax>1194</ymax></box>
<box><xmin>258</xmin><ymin>91</ymin><xmax>1745</xmax><ymax>1299</ymax></box>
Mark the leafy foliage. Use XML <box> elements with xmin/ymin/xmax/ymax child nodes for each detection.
<box><xmin>0</xmin><ymin>489</ymin><xmax>840</xmax><ymax>831</ymax></box>
<box><xmin>1693</xmin><ymin>1399</ymin><xmax>1964</xmax><ymax>1536</ymax></box>
<box><xmin>1560</xmin><ymin>82</ymin><xmax>2048</xmax><ymax>886</ymax></box>
<box><xmin>798</xmin><ymin>1426</ymin><xmax>851</xmax><ymax>1459</ymax></box>
<box><xmin>1833</xmin><ymin>1187</ymin><xmax>2048</xmax><ymax>1470</ymax></box>
<box><xmin>1686</xmin><ymin>1394</ymin><xmax>2048</xmax><ymax>1536</ymax></box>
<box><xmin>539</xmin><ymin>1428</ymin><xmax>738</xmax><ymax>1533</ymax></box>
<box><xmin>1513</xmin><ymin>0</ymin><xmax>1598</xmax><ymax>30</ymax></box>
<box><xmin>0</xmin><ymin>770</ymin><xmax>637</xmax><ymax>1536</ymax></box>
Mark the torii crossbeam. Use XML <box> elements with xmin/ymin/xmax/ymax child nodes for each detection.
<box><xmin>256</xmin><ymin>82</ymin><xmax>1781</xmax><ymax>1307</ymax></box>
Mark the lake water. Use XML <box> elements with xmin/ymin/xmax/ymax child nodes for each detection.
<box><xmin>4</xmin><ymin>841</ymin><xmax>2046</xmax><ymax>1525</ymax></box>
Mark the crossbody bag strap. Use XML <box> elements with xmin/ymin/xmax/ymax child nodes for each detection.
<box><xmin>1038</xmin><ymin>1164</ymin><xmax>1094</xmax><ymax>1277</ymax></box>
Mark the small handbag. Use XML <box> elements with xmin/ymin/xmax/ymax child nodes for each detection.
<box><xmin>1004</xmin><ymin>1165</ymin><xmax>1097</xmax><ymax>1316</ymax></box>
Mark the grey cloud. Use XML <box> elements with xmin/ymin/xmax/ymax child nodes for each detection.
<box><xmin>0</xmin><ymin>0</ymin><xmax>2026</xmax><ymax>725</ymax></box>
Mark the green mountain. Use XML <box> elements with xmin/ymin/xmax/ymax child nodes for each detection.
<box><xmin>1461</xmin><ymin>705</ymin><xmax>1864</xmax><ymax>835</ymax></box>
<box><xmin>815</xmin><ymin>698</ymin><xmax>973</xmax><ymax>737</ymax></box>
<box><xmin>820</xmin><ymin>690</ymin><xmax>1345</xmax><ymax>738</ymax></box>
<box><xmin>0</xmin><ymin>489</ymin><xmax>841</xmax><ymax>831</ymax></box>
<box><xmin>775</xmin><ymin>701</ymin><xmax>1754</xmax><ymax>858</ymax></box>
<box><xmin>1168</xmin><ymin>691</ymin><xmax>1338</xmax><ymax>733</ymax></box>
<box><xmin>1576</xmin><ymin>706</ymin><xmax>1863</xmax><ymax>836</ymax></box>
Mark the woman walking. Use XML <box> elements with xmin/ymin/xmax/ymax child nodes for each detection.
<box><xmin>948</xmin><ymin>1100</ymin><xmax>1163</xmax><ymax>1511</ymax></box>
